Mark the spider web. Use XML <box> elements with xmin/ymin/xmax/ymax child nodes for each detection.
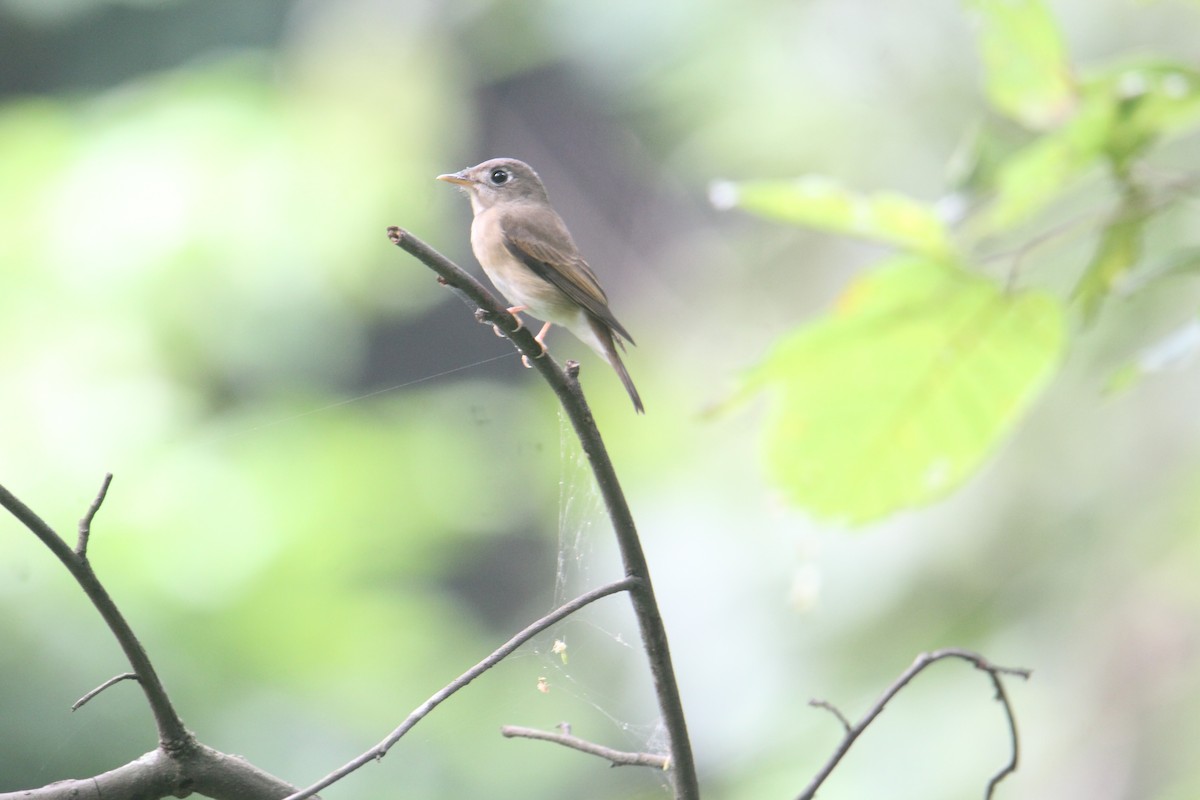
<box><xmin>517</xmin><ymin>409</ymin><xmax>670</xmax><ymax>773</ymax></box>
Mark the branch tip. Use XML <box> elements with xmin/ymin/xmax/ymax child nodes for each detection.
<box><xmin>76</xmin><ymin>472</ymin><xmax>114</xmax><ymax>555</ymax></box>
<box><xmin>808</xmin><ymin>699</ymin><xmax>852</xmax><ymax>733</ymax></box>
<box><xmin>500</xmin><ymin>724</ymin><xmax>670</xmax><ymax>770</ymax></box>
<box><xmin>73</xmin><ymin>672</ymin><xmax>140</xmax><ymax>711</ymax></box>
<box><xmin>796</xmin><ymin>648</ymin><xmax>1029</xmax><ymax>800</ymax></box>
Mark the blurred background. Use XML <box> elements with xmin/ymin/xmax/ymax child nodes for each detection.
<box><xmin>2</xmin><ymin>1</ymin><xmax>1200</xmax><ymax>798</ymax></box>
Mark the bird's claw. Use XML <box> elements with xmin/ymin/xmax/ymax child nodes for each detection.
<box><xmin>489</xmin><ymin>307</ymin><xmax>527</xmax><ymax>339</ymax></box>
<box><xmin>505</xmin><ymin>306</ymin><xmax>527</xmax><ymax>332</ymax></box>
<box><xmin>521</xmin><ymin>339</ymin><xmax>549</xmax><ymax>368</ymax></box>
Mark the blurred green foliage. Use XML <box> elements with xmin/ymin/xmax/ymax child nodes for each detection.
<box><xmin>970</xmin><ymin>0</ymin><xmax>1078</xmax><ymax>129</ymax></box>
<box><xmin>745</xmin><ymin>256</ymin><xmax>1063</xmax><ymax>524</ymax></box>
<box><xmin>2</xmin><ymin>1</ymin><xmax>1200</xmax><ymax>800</ymax></box>
<box><xmin>711</xmin><ymin>176</ymin><xmax>956</xmax><ymax>258</ymax></box>
<box><xmin>719</xmin><ymin>0</ymin><xmax>1200</xmax><ymax>524</ymax></box>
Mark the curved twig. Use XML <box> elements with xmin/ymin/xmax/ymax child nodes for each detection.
<box><xmin>76</xmin><ymin>472</ymin><xmax>112</xmax><ymax>556</ymax></box>
<box><xmin>984</xmin><ymin>663</ymin><xmax>1024</xmax><ymax>798</ymax></box>
<box><xmin>0</xmin><ymin>481</ymin><xmax>311</xmax><ymax>800</ymax></box>
<box><xmin>73</xmin><ymin>672</ymin><xmax>140</xmax><ymax>711</ymax></box>
<box><xmin>283</xmin><ymin>577</ymin><xmax>640</xmax><ymax>800</ymax></box>
<box><xmin>501</xmin><ymin>725</ymin><xmax>670</xmax><ymax>769</ymax></box>
<box><xmin>807</xmin><ymin>699</ymin><xmax>851</xmax><ymax>733</ymax></box>
<box><xmin>0</xmin><ymin>479</ymin><xmax>192</xmax><ymax>750</ymax></box>
<box><xmin>798</xmin><ymin>647</ymin><xmax>1031</xmax><ymax>800</ymax></box>
<box><xmin>387</xmin><ymin>226</ymin><xmax>700</xmax><ymax>800</ymax></box>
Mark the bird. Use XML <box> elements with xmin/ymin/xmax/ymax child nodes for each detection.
<box><xmin>437</xmin><ymin>157</ymin><xmax>644</xmax><ymax>413</ymax></box>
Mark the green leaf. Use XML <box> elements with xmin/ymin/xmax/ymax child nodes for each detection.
<box><xmin>977</xmin><ymin>62</ymin><xmax>1200</xmax><ymax>235</ymax></box>
<box><xmin>1072</xmin><ymin>203</ymin><xmax>1145</xmax><ymax>321</ymax></box>
<box><xmin>1098</xmin><ymin>62</ymin><xmax>1200</xmax><ymax>170</ymax></box>
<box><xmin>710</xmin><ymin>176</ymin><xmax>955</xmax><ymax>259</ymax></box>
<box><xmin>977</xmin><ymin>85</ymin><xmax>1114</xmax><ymax>233</ymax></box>
<box><xmin>746</xmin><ymin>256</ymin><xmax>1065</xmax><ymax>525</ymax></box>
<box><xmin>968</xmin><ymin>0</ymin><xmax>1078</xmax><ymax>129</ymax></box>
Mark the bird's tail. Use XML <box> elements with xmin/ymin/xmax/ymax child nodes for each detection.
<box><xmin>590</xmin><ymin>319</ymin><xmax>644</xmax><ymax>414</ymax></box>
<box><xmin>611</xmin><ymin>348</ymin><xmax>645</xmax><ymax>414</ymax></box>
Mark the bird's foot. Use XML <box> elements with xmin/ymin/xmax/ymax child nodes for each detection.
<box><xmin>489</xmin><ymin>306</ymin><xmax>528</xmax><ymax>338</ymax></box>
<box><xmin>521</xmin><ymin>339</ymin><xmax>549</xmax><ymax>368</ymax></box>
<box><xmin>506</xmin><ymin>306</ymin><xmax>528</xmax><ymax>332</ymax></box>
<box><xmin>520</xmin><ymin>321</ymin><xmax>552</xmax><ymax>367</ymax></box>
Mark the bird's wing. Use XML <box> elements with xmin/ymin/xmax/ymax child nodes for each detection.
<box><xmin>500</xmin><ymin>209</ymin><xmax>635</xmax><ymax>344</ymax></box>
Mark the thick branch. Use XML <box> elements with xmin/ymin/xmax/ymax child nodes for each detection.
<box><xmin>388</xmin><ymin>227</ymin><xmax>700</xmax><ymax>800</ymax></box>
<box><xmin>283</xmin><ymin>577</ymin><xmax>639</xmax><ymax>800</ymax></box>
<box><xmin>797</xmin><ymin>647</ymin><xmax>1030</xmax><ymax>800</ymax></box>
<box><xmin>0</xmin><ymin>742</ymin><xmax>306</xmax><ymax>800</ymax></box>
<box><xmin>501</xmin><ymin>725</ymin><xmax>670</xmax><ymax>769</ymax></box>
<box><xmin>186</xmin><ymin>742</ymin><xmax>313</xmax><ymax>800</ymax></box>
<box><xmin>0</xmin><ymin>749</ymin><xmax>181</xmax><ymax>800</ymax></box>
<box><xmin>0</xmin><ymin>481</ymin><xmax>192</xmax><ymax>748</ymax></box>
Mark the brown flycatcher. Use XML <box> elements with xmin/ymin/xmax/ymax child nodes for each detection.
<box><xmin>438</xmin><ymin>158</ymin><xmax>644</xmax><ymax>413</ymax></box>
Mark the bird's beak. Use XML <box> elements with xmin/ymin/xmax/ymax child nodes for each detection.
<box><xmin>436</xmin><ymin>170</ymin><xmax>473</xmax><ymax>186</ymax></box>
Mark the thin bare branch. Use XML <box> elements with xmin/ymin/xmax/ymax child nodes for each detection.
<box><xmin>73</xmin><ymin>671</ymin><xmax>140</xmax><ymax>711</ymax></box>
<box><xmin>984</xmin><ymin>665</ymin><xmax>1024</xmax><ymax>799</ymax></box>
<box><xmin>0</xmin><ymin>481</ymin><xmax>192</xmax><ymax>748</ymax></box>
<box><xmin>388</xmin><ymin>226</ymin><xmax>700</xmax><ymax>800</ymax></box>
<box><xmin>386</xmin><ymin>227</ymin><xmax>552</xmax><ymax>370</ymax></box>
<box><xmin>501</xmin><ymin>725</ymin><xmax>670</xmax><ymax>769</ymax></box>
<box><xmin>76</xmin><ymin>472</ymin><xmax>113</xmax><ymax>556</ymax></box>
<box><xmin>283</xmin><ymin>577</ymin><xmax>639</xmax><ymax>800</ymax></box>
<box><xmin>2</xmin><ymin>482</ymin><xmax>314</xmax><ymax>798</ymax></box>
<box><xmin>797</xmin><ymin>647</ymin><xmax>1030</xmax><ymax>800</ymax></box>
<box><xmin>807</xmin><ymin>699</ymin><xmax>852</xmax><ymax>734</ymax></box>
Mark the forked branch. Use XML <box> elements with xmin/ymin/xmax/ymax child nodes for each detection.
<box><xmin>387</xmin><ymin>226</ymin><xmax>700</xmax><ymax>800</ymax></box>
<box><xmin>0</xmin><ymin>477</ymin><xmax>190</xmax><ymax>749</ymax></box>
<box><xmin>798</xmin><ymin>647</ymin><xmax>1030</xmax><ymax>800</ymax></box>
<box><xmin>283</xmin><ymin>578</ymin><xmax>639</xmax><ymax>800</ymax></box>
<box><xmin>0</xmin><ymin>480</ymin><xmax>306</xmax><ymax>800</ymax></box>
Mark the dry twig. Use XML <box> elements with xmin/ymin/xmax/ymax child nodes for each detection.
<box><xmin>798</xmin><ymin>647</ymin><xmax>1030</xmax><ymax>800</ymax></box>
<box><xmin>501</xmin><ymin>725</ymin><xmax>670</xmax><ymax>770</ymax></box>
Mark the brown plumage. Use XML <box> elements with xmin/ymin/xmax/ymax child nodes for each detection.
<box><xmin>438</xmin><ymin>158</ymin><xmax>643</xmax><ymax>413</ymax></box>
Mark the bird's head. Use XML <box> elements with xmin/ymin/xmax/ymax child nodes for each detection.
<box><xmin>437</xmin><ymin>158</ymin><xmax>550</xmax><ymax>213</ymax></box>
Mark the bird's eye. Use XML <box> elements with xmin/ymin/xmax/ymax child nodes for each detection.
<box><xmin>489</xmin><ymin>168</ymin><xmax>509</xmax><ymax>185</ymax></box>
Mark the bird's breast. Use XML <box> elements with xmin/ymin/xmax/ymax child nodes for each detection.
<box><xmin>470</xmin><ymin>209</ymin><xmax>579</xmax><ymax>325</ymax></box>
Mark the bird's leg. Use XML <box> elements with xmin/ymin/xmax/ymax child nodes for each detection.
<box><xmin>491</xmin><ymin>305</ymin><xmax>528</xmax><ymax>338</ymax></box>
<box><xmin>522</xmin><ymin>322</ymin><xmax>552</xmax><ymax>368</ymax></box>
<box><xmin>534</xmin><ymin>321</ymin><xmax>551</xmax><ymax>349</ymax></box>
